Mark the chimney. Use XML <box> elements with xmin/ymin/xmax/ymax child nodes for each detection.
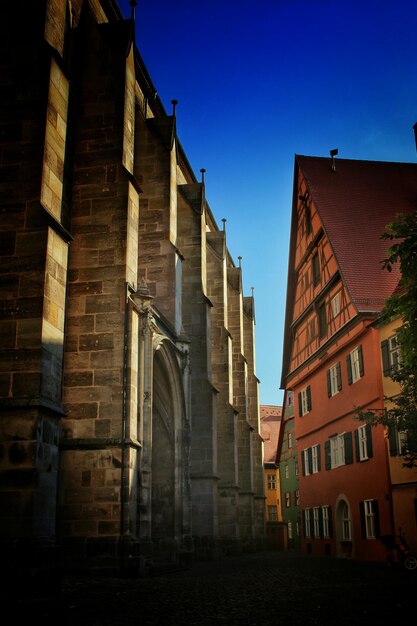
<box><xmin>330</xmin><ymin>148</ymin><xmax>338</xmax><ymax>172</ymax></box>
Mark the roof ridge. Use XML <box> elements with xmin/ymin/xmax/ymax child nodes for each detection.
<box><xmin>296</xmin><ymin>154</ymin><xmax>417</xmax><ymax>166</ymax></box>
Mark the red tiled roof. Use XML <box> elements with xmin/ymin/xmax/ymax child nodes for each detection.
<box><xmin>260</xmin><ymin>405</ymin><xmax>282</xmax><ymax>419</ymax></box>
<box><xmin>297</xmin><ymin>156</ymin><xmax>417</xmax><ymax>312</ymax></box>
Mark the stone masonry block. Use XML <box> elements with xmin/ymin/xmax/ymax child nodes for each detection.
<box><xmin>85</xmin><ymin>295</ymin><xmax>120</xmax><ymax>314</ymax></box>
<box><xmin>64</xmin><ymin>371</ymin><xmax>93</xmax><ymax>387</ymax></box>
<box><xmin>64</xmin><ymin>403</ymin><xmax>98</xmax><ymax>420</ymax></box>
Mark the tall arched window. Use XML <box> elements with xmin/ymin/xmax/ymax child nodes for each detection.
<box><xmin>341</xmin><ymin>501</ymin><xmax>352</xmax><ymax>541</ymax></box>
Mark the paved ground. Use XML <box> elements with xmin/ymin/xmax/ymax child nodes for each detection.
<box><xmin>12</xmin><ymin>550</ymin><xmax>416</xmax><ymax>625</ymax></box>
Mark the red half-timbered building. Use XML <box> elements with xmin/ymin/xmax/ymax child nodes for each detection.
<box><xmin>281</xmin><ymin>154</ymin><xmax>417</xmax><ymax>561</ymax></box>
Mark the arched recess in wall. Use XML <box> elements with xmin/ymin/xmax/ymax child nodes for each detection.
<box><xmin>335</xmin><ymin>494</ymin><xmax>355</xmax><ymax>559</ymax></box>
<box><xmin>151</xmin><ymin>338</ymin><xmax>186</xmax><ymax>560</ymax></box>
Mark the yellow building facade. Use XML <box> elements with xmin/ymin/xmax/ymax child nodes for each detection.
<box><xmin>379</xmin><ymin>318</ymin><xmax>417</xmax><ymax>551</ymax></box>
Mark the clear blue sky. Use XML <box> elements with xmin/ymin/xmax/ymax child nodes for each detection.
<box><xmin>118</xmin><ymin>0</ymin><xmax>417</xmax><ymax>407</ymax></box>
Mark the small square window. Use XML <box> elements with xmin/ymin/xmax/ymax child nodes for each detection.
<box><xmin>307</xmin><ymin>318</ymin><xmax>316</xmax><ymax>343</ymax></box>
<box><xmin>302</xmin><ymin>272</ymin><xmax>310</xmax><ymax>294</ymax></box>
<box><xmin>268</xmin><ymin>505</ymin><xmax>278</xmax><ymax>522</ymax></box>
<box><xmin>312</xmin><ymin>253</ymin><xmax>320</xmax><ymax>286</ymax></box>
<box><xmin>331</xmin><ymin>293</ymin><xmax>341</xmax><ymax>317</ymax></box>
<box><xmin>318</xmin><ymin>302</ymin><xmax>327</xmax><ymax>339</ymax></box>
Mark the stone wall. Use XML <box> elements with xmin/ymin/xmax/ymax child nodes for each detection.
<box><xmin>0</xmin><ymin>0</ymin><xmax>264</xmax><ymax>578</ymax></box>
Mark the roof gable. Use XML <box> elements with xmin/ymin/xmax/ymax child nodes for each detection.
<box><xmin>297</xmin><ymin>156</ymin><xmax>417</xmax><ymax>313</ymax></box>
<box><xmin>281</xmin><ymin>155</ymin><xmax>417</xmax><ymax>388</ymax></box>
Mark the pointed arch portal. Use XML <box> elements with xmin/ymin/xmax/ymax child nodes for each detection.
<box><xmin>150</xmin><ymin>339</ymin><xmax>186</xmax><ymax>561</ymax></box>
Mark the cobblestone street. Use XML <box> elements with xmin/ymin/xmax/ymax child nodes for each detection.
<box><xmin>13</xmin><ymin>550</ymin><xmax>416</xmax><ymax>625</ymax></box>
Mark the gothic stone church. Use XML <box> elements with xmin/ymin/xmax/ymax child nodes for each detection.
<box><xmin>0</xmin><ymin>0</ymin><xmax>264</xmax><ymax>578</ymax></box>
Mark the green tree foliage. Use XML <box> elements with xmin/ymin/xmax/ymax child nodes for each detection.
<box><xmin>357</xmin><ymin>210</ymin><xmax>417</xmax><ymax>467</ymax></box>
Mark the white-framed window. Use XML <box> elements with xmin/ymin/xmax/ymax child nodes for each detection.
<box><xmin>328</xmin><ymin>362</ymin><xmax>341</xmax><ymax>397</ymax></box>
<box><xmin>295</xmin><ymin>489</ymin><xmax>300</xmax><ymax>506</ymax></box>
<box><xmin>313</xmin><ymin>507</ymin><xmax>320</xmax><ymax>537</ymax></box>
<box><xmin>358</xmin><ymin>425</ymin><xmax>368</xmax><ymax>461</ymax></box>
<box><xmin>331</xmin><ymin>292</ymin><xmax>341</xmax><ymax>317</ymax></box>
<box><xmin>302</xmin><ymin>272</ymin><xmax>310</xmax><ymax>294</ymax></box>
<box><xmin>267</xmin><ymin>474</ymin><xmax>276</xmax><ymax>490</ymax></box>
<box><xmin>341</xmin><ymin>502</ymin><xmax>352</xmax><ymax>541</ymax></box>
<box><xmin>388</xmin><ymin>336</ymin><xmax>402</xmax><ymax>371</ymax></box>
<box><xmin>381</xmin><ymin>334</ymin><xmax>402</xmax><ymax>376</ymax></box>
<box><xmin>355</xmin><ymin>424</ymin><xmax>373</xmax><ymax>462</ymax></box>
<box><xmin>351</xmin><ymin>348</ymin><xmax>361</xmax><ymax>383</ymax></box>
<box><xmin>305</xmin><ymin>509</ymin><xmax>311</xmax><ymax>537</ymax></box>
<box><xmin>389</xmin><ymin>419</ymin><xmax>409</xmax><ymax>457</ymax></box>
<box><xmin>268</xmin><ymin>505</ymin><xmax>278</xmax><ymax>522</ymax></box>
<box><xmin>288</xmin><ymin>521</ymin><xmax>293</xmax><ymax>539</ymax></box>
<box><xmin>307</xmin><ymin>318</ymin><xmax>316</xmax><ymax>344</ymax></box>
<box><xmin>285</xmin><ymin>465</ymin><xmax>289</xmax><ymax>479</ymax></box>
<box><xmin>322</xmin><ymin>506</ymin><xmax>330</xmax><ymax>538</ymax></box>
<box><xmin>285</xmin><ymin>492</ymin><xmax>291</xmax><ymax>508</ymax></box>
<box><xmin>299</xmin><ymin>386</ymin><xmax>311</xmax><ymax>416</ymax></box>
<box><xmin>288</xmin><ymin>432</ymin><xmax>293</xmax><ymax>449</ymax></box>
<box><xmin>312</xmin><ymin>444</ymin><xmax>319</xmax><ymax>473</ymax></box>
<box><xmin>330</xmin><ymin>434</ymin><xmax>345</xmax><ymax>468</ymax></box>
<box><xmin>348</xmin><ymin>345</ymin><xmax>364</xmax><ymax>384</ymax></box>
<box><xmin>364</xmin><ymin>500</ymin><xmax>376</xmax><ymax>539</ymax></box>
<box><xmin>303</xmin><ymin>449</ymin><xmax>310</xmax><ymax>476</ymax></box>
<box><xmin>398</xmin><ymin>429</ymin><xmax>408</xmax><ymax>455</ymax></box>
<box><xmin>295</xmin><ymin>461</ymin><xmax>299</xmax><ymax>478</ymax></box>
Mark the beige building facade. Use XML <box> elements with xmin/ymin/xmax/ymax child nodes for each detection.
<box><xmin>0</xmin><ymin>0</ymin><xmax>263</xmax><ymax>579</ymax></box>
<box><xmin>260</xmin><ymin>405</ymin><xmax>285</xmax><ymax>548</ymax></box>
<box><xmin>378</xmin><ymin>318</ymin><xmax>417</xmax><ymax>551</ymax></box>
